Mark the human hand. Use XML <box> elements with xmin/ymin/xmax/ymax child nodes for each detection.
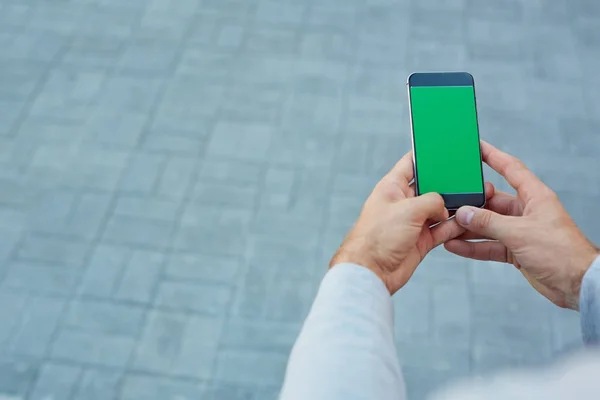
<box><xmin>445</xmin><ymin>141</ymin><xmax>600</xmax><ymax>310</ymax></box>
<box><xmin>330</xmin><ymin>151</ymin><xmax>495</xmax><ymax>295</ymax></box>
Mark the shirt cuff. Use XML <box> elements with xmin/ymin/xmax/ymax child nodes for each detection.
<box><xmin>314</xmin><ymin>263</ymin><xmax>394</xmax><ymax>331</ymax></box>
<box><xmin>580</xmin><ymin>255</ymin><xmax>600</xmax><ymax>345</ymax></box>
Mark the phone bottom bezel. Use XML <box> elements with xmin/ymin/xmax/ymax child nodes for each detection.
<box><xmin>439</xmin><ymin>193</ymin><xmax>486</xmax><ymax>211</ymax></box>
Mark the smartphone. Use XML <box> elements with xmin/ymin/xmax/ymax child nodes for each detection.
<box><xmin>407</xmin><ymin>72</ymin><xmax>485</xmax><ymax>210</ymax></box>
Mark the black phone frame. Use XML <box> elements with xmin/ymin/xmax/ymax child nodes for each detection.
<box><xmin>407</xmin><ymin>72</ymin><xmax>486</xmax><ymax>211</ymax></box>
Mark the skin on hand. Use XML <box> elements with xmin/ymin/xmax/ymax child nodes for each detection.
<box><xmin>445</xmin><ymin>141</ymin><xmax>600</xmax><ymax>310</ymax></box>
<box><xmin>329</xmin><ymin>151</ymin><xmax>495</xmax><ymax>295</ymax></box>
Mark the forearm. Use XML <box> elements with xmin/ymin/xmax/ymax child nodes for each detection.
<box><xmin>580</xmin><ymin>255</ymin><xmax>600</xmax><ymax>345</ymax></box>
<box><xmin>279</xmin><ymin>264</ymin><xmax>405</xmax><ymax>400</ymax></box>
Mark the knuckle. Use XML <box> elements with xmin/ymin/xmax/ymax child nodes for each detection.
<box><xmin>432</xmin><ymin>193</ymin><xmax>445</xmax><ymax>207</ymax></box>
<box><xmin>475</xmin><ymin>210</ymin><xmax>493</xmax><ymax>229</ymax></box>
<box><xmin>424</xmin><ymin>192</ymin><xmax>444</xmax><ymax>208</ymax></box>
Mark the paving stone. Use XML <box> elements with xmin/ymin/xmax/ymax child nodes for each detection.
<box><xmin>132</xmin><ymin>311</ymin><xmax>222</xmax><ymax>378</ymax></box>
<box><xmin>157</xmin><ymin>157</ymin><xmax>198</xmax><ymax>199</ymax></box>
<box><xmin>78</xmin><ymin>244</ymin><xmax>130</xmax><ymax>298</ymax></box>
<box><xmin>114</xmin><ymin>250</ymin><xmax>165</xmax><ymax>303</ymax></box>
<box><xmin>156</xmin><ymin>281</ymin><xmax>232</xmax><ymax>315</ymax></box>
<box><xmin>51</xmin><ymin>330</ymin><xmax>136</xmax><ymax>368</ymax></box>
<box><xmin>29</xmin><ymin>363</ymin><xmax>80</xmax><ymax>400</ymax></box>
<box><xmin>65</xmin><ymin>299</ymin><xmax>145</xmax><ymax>337</ymax></box>
<box><xmin>73</xmin><ymin>369</ymin><xmax>121</xmax><ymax>400</ymax></box>
<box><xmin>0</xmin><ymin>291</ymin><xmax>28</xmax><ymax>348</ymax></box>
<box><xmin>119</xmin><ymin>153</ymin><xmax>166</xmax><ymax>195</ymax></box>
<box><xmin>0</xmin><ymin>357</ymin><xmax>39</xmax><ymax>398</ymax></box>
<box><xmin>114</xmin><ymin>196</ymin><xmax>181</xmax><ymax>221</ymax></box>
<box><xmin>207</xmin><ymin>122</ymin><xmax>273</xmax><ymax>162</ymax></box>
<box><xmin>166</xmin><ymin>253</ymin><xmax>241</xmax><ymax>283</ymax></box>
<box><xmin>16</xmin><ymin>234</ymin><xmax>88</xmax><ymax>267</ymax></box>
<box><xmin>103</xmin><ymin>216</ymin><xmax>175</xmax><ymax>249</ymax></box>
<box><xmin>214</xmin><ymin>350</ymin><xmax>288</xmax><ymax>386</ymax></box>
<box><xmin>0</xmin><ymin>0</ymin><xmax>599</xmax><ymax>397</ymax></box>
<box><xmin>7</xmin><ymin>296</ymin><xmax>65</xmax><ymax>357</ymax></box>
<box><xmin>3</xmin><ymin>262</ymin><xmax>80</xmax><ymax>296</ymax></box>
<box><xmin>121</xmin><ymin>375</ymin><xmax>205</xmax><ymax>400</ymax></box>
<box><xmin>96</xmin><ymin>76</ymin><xmax>164</xmax><ymax>114</ymax></box>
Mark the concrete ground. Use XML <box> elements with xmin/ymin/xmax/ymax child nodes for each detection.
<box><xmin>0</xmin><ymin>0</ymin><xmax>599</xmax><ymax>399</ymax></box>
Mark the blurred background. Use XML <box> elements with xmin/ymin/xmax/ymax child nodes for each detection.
<box><xmin>0</xmin><ymin>0</ymin><xmax>599</xmax><ymax>399</ymax></box>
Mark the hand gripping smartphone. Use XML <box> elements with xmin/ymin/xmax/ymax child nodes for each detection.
<box><xmin>407</xmin><ymin>72</ymin><xmax>485</xmax><ymax>211</ymax></box>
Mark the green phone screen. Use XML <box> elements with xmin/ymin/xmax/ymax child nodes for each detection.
<box><xmin>410</xmin><ymin>85</ymin><xmax>483</xmax><ymax>194</ymax></box>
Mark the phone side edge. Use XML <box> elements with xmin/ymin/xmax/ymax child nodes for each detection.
<box><xmin>406</xmin><ymin>77</ymin><xmax>419</xmax><ymax>196</ymax></box>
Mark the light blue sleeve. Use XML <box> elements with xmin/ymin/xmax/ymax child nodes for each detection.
<box><xmin>279</xmin><ymin>263</ymin><xmax>406</xmax><ymax>400</ymax></box>
<box><xmin>580</xmin><ymin>256</ymin><xmax>600</xmax><ymax>345</ymax></box>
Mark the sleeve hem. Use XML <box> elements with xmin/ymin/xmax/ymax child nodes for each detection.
<box><xmin>580</xmin><ymin>255</ymin><xmax>600</xmax><ymax>345</ymax></box>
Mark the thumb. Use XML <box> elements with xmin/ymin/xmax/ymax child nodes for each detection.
<box><xmin>455</xmin><ymin>206</ymin><xmax>512</xmax><ymax>240</ymax></box>
<box><xmin>407</xmin><ymin>192</ymin><xmax>449</xmax><ymax>223</ymax></box>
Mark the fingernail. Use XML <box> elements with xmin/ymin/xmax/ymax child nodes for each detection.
<box><xmin>456</xmin><ymin>207</ymin><xmax>475</xmax><ymax>226</ymax></box>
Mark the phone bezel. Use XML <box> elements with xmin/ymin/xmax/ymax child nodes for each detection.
<box><xmin>407</xmin><ymin>71</ymin><xmax>486</xmax><ymax>211</ymax></box>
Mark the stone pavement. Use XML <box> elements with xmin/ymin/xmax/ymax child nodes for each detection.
<box><xmin>0</xmin><ymin>0</ymin><xmax>599</xmax><ymax>399</ymax></box>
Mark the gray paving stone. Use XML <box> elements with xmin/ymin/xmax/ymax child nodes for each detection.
<box><xmin>78</xmin><ymin>244</ymin><xmax>130</xmax><ymax>298</ymax></box>
<box><xmin>0</xmin><ymin>291</ymin><xmax>28</xmax><ymax>348</ymax></box>
<box><xmin>221</xmin><ymin>84</ymin><xmax>286</xmax><ymax>124</ymax></box>
<box><xmin>207</xmin><ymin>122</ymin><xmax>273</xmax><ymax>161</ymax></box>
<box><xmin>159</xmin><ymin>78</ymin><xmax>224</xmax><ymax>122</ymax></box>
<box><xmin>220</xmin><ymin>318</ymin><xmax>301</xmax><ymax>352</ymax></box>
<box><xmin>142</xmin><ymin>128</ymin><xmax>205</xmax><ymax>154</ymax></box>
<box><xmin>65</xmin><ymin>299</ymin><xmax>145</xmax><ymax>337</ymax></box>
<box><xmin>73</xmin><ymin>369</ymin><xmax>121</xmax><ymax>400</ymax></box>
<box><xmin>393</xmin><ymin>279</ymin><xmax>431</xmax><ymax>341</ymax></box>
<box><xmin>3</xmin><ymin>262</ymin><xmax>80</xmax><ymax>296</ymax></box>
<box><xmin>61</xmin><ymin>36</ymin><xmax>123</xmax><ymax>70</ymax></box>
<box><xmin>166</xmin><ymin>253</ymin><xmax>241</xmax><ymax>283</ymax></box>
<box><xmin>114</xmin><ymin>196</ymin><xmax>181</xmax><ymax>221</ymax></box>
<box><xmin>32</xmin><ymin>191</ymin><xmax>113</xmax><ymax>240</ymax></box>
<box><xmin>85</xmin><ymin>111</ymin><xmax>147</xmax><ymax>148</ymax></box>
<box><xmin>16</xmin><ymin>234</ymin><xmax>88</xmax><ymax>267</ymax></box>
<box><xmin>51</xmin><ymin>329</ymin><xmax>136</xmax><ymax>367</ymax></box>
<box><xmin>157</xmin><ymin>157</ymin><xmax>198</xmax><ymax>199</ymax></box>
<box><xmin>132</xmin><ymin>311</ymin><xmax>222</xmax><ymax>378</ymax></box>
<box><xmin>175</xmin><ymin>48</ymin><xmax>236</xmax><ymax>80</ymax></box>
<box><xmin>1</xmin><ymin>0</ymin><xmax>600</xmax><ymax>397</ymax></box>
<box><xmin>300</xmin><ymin>30</ymin><xmax>354</xmax><ymax>63</ymax></box>
<box><xmin>0</xmin><ymin>60</ymin><xmax>44</xmax><ymax>101</ymax></box>
<box><xmin>114</xmin><ymin>250</ymin><xmax>165</xmax><ymax>303</ymax></box>
<box><xmin>203</xmin><ymin>383</ymin><xmax>262</xmax><ymax>400</ymax></box>
<box><xmin>156</xmin><ymin>281</ymin><xmax>232</xmax><ymax>315</ymax></box>
<box><xmin>117</xmin><ymin>42</ymin><xmax>179</xmax><ymax>74</ymax></box>
<box><xmin>0</xmin><ymin>99</ymin><xmax>24</xmax><ymax>136</ymax></box>
<box><xmin>29</xmin><ymin>363</ymin><xmax>80</xmax><ymax>400</ymax></box>
<box><xmin>176</xmin><ymin>205</ymin><xmax>251</xmax><ymax>255</ymax></box>
<box><xmin>256</xmin><ymin>1</ymin><xmax>306</xmax><ymax>26</ymax></box>
<box><xmin>263</xmin><ymin>279</ymin><xmax>316</xmax><ymax>322</ymax></box>
<box><xmin>30</xmin><ymin>69</ymin><xmax>105</xmax><ymax>122</ymax></box>
<box><xmin>214</xmin><ymin>350</ymin><xmax>288</xmax><ymax>386</ymax></box>
<box><xmin>96</xmin><ymin>76</ymin><xmax>164</xmax><ymax>114</ymax></box>
<box><xmin>103</xmin><ymin>216</ymin><xmax>175</xmax><ymax>248</ymax></box>
<box><xmin>0</xmin><ymin>357</ymin><xmax>39</xmax><ymax>398</ymax></box>
<box><xmin>7</xmin><ymin>296</ymin><xmax>65</xmax><ymax>357</ymax></box>
<box><xmin>245</xmin><ymin>26</ymin><xmax>298</xmax><ymax>56</ymax></box>
<box><xmin>121</xmin><ymin>375</ymin><xmax>205</xmax><ymax>400</ymax></box>
<box><xmin>198</xmin><ymin>159</ymin><xmax>263</xmax><ymax>186</ymax></box>
<box><xmin>119</xmin><ymin>153</ymin><xmax>166</xmax><ymax>195</ymax></box>
<box><xmin>0</xmin><ymin>32</ymin><xmax>66</xmax><ymax>62</ymax></box>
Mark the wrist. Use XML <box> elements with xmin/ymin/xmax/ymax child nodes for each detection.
<box><xmin>567</xmin><ymin>244</ymin><xmax>600</xmax><ymax>311</ymax></box>
<box><xmin>329</xmin><ymin>244</ymin><xmax>390</xmax><ymax>293</ymax></box>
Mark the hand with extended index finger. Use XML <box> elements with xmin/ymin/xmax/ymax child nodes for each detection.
<box><xmin>445</xmin><ymin>141</ymin><xmax>600</xmax><ymax>310</ymax></box>
<box><xmin>330</xmin><ymin>151</ymin><xmax>495</xmax><ymax>295</ymax></box>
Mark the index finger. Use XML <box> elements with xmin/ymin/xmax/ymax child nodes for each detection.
<box><xmin>385</xmin><ymin>151</ymin><xmax>414</xmax><ymax>184</ymax></box>
<box><xmin>480</xmin><ymin>141</ymin><xmax>547</xmax><ymax>203</ymax></box>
